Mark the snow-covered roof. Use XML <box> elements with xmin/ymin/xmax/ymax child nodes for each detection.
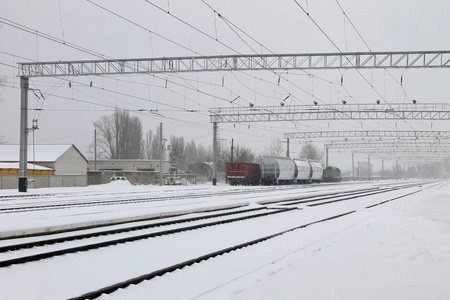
<box><xmin>0</xmin><ymin>162</ymin><xmax>53</xmax><ymax>170</ymax></box>
<box><xmin>0</xmin><ymin>145</ymin><xmax>86</xmax><ymax>163</ymax></box>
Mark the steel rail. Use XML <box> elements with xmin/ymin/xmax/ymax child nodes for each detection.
<box><xmin>67</xmin><ymin>184</ymin><xmax>426</xmax><ymax>300</ymax></box>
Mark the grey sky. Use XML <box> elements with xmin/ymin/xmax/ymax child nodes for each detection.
<box><xmin>1</xmin><ymin>0</ymin><xmax>450</xmax><ymax>172</ymax></box>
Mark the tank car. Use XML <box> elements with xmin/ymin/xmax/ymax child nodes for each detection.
<box><xmin>308</xmin><ymin>161</ymin><xmax>323</xmax><ymax>183</ymax></box>
<box><xmin>260</xmin><ymin>157</ymin><xmax>296</xmax><ymax>185</ymax></box>
<box><xmin>293</xmin><ymin>159</ymin><xmax>311</xmax><ymax>183</ymax></box>
<box><xmin>226</xmin><ymin>162</ymin><xmax>261</xmax><ymax>185</ymax></box>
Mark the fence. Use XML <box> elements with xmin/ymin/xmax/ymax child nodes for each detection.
<box><xmin>87</xmin><ymin>170</ymin><xmax>197</xmax><ymax>186</ymax></box>
<box><xmin>0</xmin><ymin>174</ymin><xmax>87</xmax><ymax>190</ymax></box>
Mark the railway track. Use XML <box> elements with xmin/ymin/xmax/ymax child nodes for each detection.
<box><xmin>0</xmin><ymin>180</ymin><xmax>433</xmax><ymax>300</ymax></box>
<box><xmin>0</xmin><ymin>180</ymin><xmax>387</xmax><ymax>214</ymax></box>
<box><xmin>65</xmin><ymin>181</ymin><xmax>430</xmax><ymax>300</ymax></box>
<box><xmin>0</xmin><ymin>185</ymin><xmax>306</xmax><ymax>213</ymax></box>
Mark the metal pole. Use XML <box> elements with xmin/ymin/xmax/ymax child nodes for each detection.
<box><xmin>382</xmin><ymin>159</ymin><xmax>384</xmax><ymax>180</ymax></box>
<box><xmin>159</xmin><ymin>122</ymin><xmax>163</xmax><ymax>186</ymax></box>
<box><xmin>19</xmin><ymin>77</ymin><xmax>29</xmax><ymax>192</ymax></box>
<box><xmin>94</xmin><ymin>128</ymin><xmax>97</xmax><ymax>170</ymax></box>
<box><xmin>352</xmin><ymin>153</ymin><xmax>354</xmax><ymax>181</ymax></box>
<box><xmin>368</xmin><ymin>155</ymin><xmax>371</xmax><ymax>181</ymax></box>
<box><xmin>231</xmin><ymin>138</ymin><xmax>234</xmax><ymax>163</ymax></box>
<box><xmin>286</xmin><ymin>138</ymin><xmax>290</xmax><ymax>158</ymax></box>
<box><xmin>212</xmin><ymin>122</ymin><xmax>217</xmax><ymax>185</ymax></box>
<box><xmin>326</xmin><ymin>146</ymin><xmax>329</xmax><ymax>167</ymax></box>
<box><xmin>357</xmin><ymin>161</ymin><xmax>360</xmax><ymax>179</ymax></box>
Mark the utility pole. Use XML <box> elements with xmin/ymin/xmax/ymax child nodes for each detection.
<box><xmin>352</xmin><ymin>153</ymin><xmax>354</xmax><ymax>181</ymax></box>
<box><xmin>357</xmin><ymin>161</ymin><xmax>360</xmax><ymax>179</ymax></box>
<box><xmin>19</xmin><ymin>77</ymin><xmax>29</xmax><ymax>192</ymax></box>
<box><xmin>368</xmin><ymin>155</ymin><xmax>371</xmax><ymax>181</ymax></box>
<box><xmin>212</xmin><ymin>122</ymin><xmax>217</xmax><ymax>185</ymax></box>
<box><xmin>159</xmin><ymin>122</ymin><xmax>163</xmax><ymax>186</ymax></box>
<box><xmin>230</xmin><ymin>138</ymin><xmax>234</xmax><ymax>163</ymax></box>
<box><xmin>94</xmin><ymin>128</ymin><xmax>97</xmax><ymax>170</ymax></box>
<box><xmin>325</xmin><ymin>146</ymin><xmax>329</xmax><ymax>167</ymax></box>
<box><xmin>286</xmin><ymin>138</ymin><xmax>290</xmax><ymax>158</ymax></box>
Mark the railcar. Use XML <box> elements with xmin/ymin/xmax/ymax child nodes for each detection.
<box><xmin>226</xmin><ymin>162</ymin><xmax>261</xmax><ymax>185</ymax></box>
<box><xmin>323</xmin><ymin>166</ymin><xmax>342</xmax><ymax>182</ymax></box>
<box><xmin>293</xmin><ymin>159</ymin><xmax>311</xmax><ymax>183</ymax></box>
<box><xmin>309</xmin><ymin>161</ymin><xmax>324</xmax><ymax>183</ymax></box>
<box><xmin>260</xmin><ymin>157</ymin><xmax>296</xmax><ymax>185</ymax></box>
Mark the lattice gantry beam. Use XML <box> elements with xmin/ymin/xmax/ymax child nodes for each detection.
<box><xmin>326</xmin><ymin>140</ymin><xmax>450</xmax><ymax>149</ymax></box>
<box><xmin>368</xmin><ymin>154</ymin><xmax>450</xmax><ymax>161</ymax></box>
<box><xmin>285</xmin><ymin>130</ymin><xmax>450</xmax><ymax>140</ymax></box>
<box><xmin>352</xmin><ymin>148</ymin><xmax>450</xmax><ymax>154</ymax></box>
<box><xmin>18</xmin><ymin>50</ymin><xmax>450</xmax><ymax>77</ymax></box>
<box><xmin>210</xmin><ymin>103</ymin><xmax>450</xmax><ymax>123</ymax></box>
<box><xmin>364</xmin><ymin>152</ymin><xmax>450</xmax><ymax>160</ymax></box>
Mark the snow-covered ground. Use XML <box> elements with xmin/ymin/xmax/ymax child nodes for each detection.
<box><xmin>0</xmin><ymin>180</ymin><xmax>449</xmax><ymax>299</ymax></box>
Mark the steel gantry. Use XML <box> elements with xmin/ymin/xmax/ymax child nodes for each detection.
<box><xmin>284</xmin><ymin>130</ymin><xmax>450</xmax><ymax>140</ymax></box>
<box><xmin>18</xmin><ymin>50</ymin><xmax>450</xmax><ymax>77</ymax></box>
<box><xmin>17</xmin><ymin>50</ymin><xmax>450</xmax><ymax>190</ymax></box>
<box><xmin>209</xmin><ymin>103</ymin><xmax>450</xmax><ymax>123</ymax></box>
<box><xmin>325</xmin><ymin>140</ymin><xmax>450</xmax><ymax>149</ymax></box>
<box><xmin>352</xmin><ymin>148</ymin><xmax>450</xmax><ymax>155</ymax></box>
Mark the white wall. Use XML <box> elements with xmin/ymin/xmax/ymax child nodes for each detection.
<box><xmin>54</xmin><ymin>146</ymin><xmax>87</xmax><ymax>175</ymax></box>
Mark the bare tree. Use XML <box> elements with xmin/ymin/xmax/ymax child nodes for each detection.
<box><xmin>299</xmin><ymin>143</ymin><xmax>323</xmax><ymax>161</ymax></box>
<box><xmin>184</xmin><ymin>140</ymin><xmax>198</xmax><ymax>164</ymax></box>
<box><xmin>95</xmin><ymin>110</ymin><xmax>143</xmax><ymax>159</ymax></box>
<box><xmin>0</xmin><ymin>77</ymin><xmax>5</xmax><ymax>142</ymax></box>
<box><xmin>169</xmin><ymin>136</ymin><xmax>186</xmax><ymax>169</ymax></box>
<box><xmin>148</xmin><ymin>124</ymin><xmax>166</xmax><ymax>160</ymax></box>
<box><xmin>228</xmin><ymin>145</ymin><xmax>256</xmax><ymax>163</ymax></box>
<box><xmin>263</xmin><ymin>138</ymin><xmax>284</xmax><ymax>157</ymax></box>
<box><xmin>143</xmin><ymin>129</ymin><xmax>153</xmax><ymax>159</ymax></box>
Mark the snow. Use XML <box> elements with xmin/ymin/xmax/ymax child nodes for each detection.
<box><xmin>0</xmin><ymin>162</ymin><xmax>53</xmax><ymax>170</ymax></box>
<box><xmin>0</xmin><ymin>144</ymin><xmax>74</xmax><ymax>162</ymax></box>
<box><xmin>0</xmin><ymin>181</ymin><xmax>449</xmax><ymax>299</ymax></box>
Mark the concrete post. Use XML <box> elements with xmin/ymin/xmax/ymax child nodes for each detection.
<box><xmin>212</xmin><ymin>122</ymin><xmax>217</xmax><ymax>185</ymax></box>
<box><xmin>286</xmin><ymin>138</ymin><xmax>290</xmax><ymax>158</ymax></box>
<box><xmin>159</xmin><ymin>122</ymin><xmax>163</xmax><ymax>186</ymax></box>
<box><xmin>352</xmin><ymin>153</ymin><xmax>354</xmax><ymax>181</ymax></box>
<box><xmin>19</xmin><ymin>77</ymin><xmax>29</xmax><ymax>192</ymax></box>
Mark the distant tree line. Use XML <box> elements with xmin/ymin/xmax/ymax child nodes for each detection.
<box><xmin>93</xmin><ymin>110</ymin><xmax>324</xmax><ymax>172</ymax></box>
<box><xmin>0</xmin><ymin>76</ymin><xmax>6</xmax><ymax>144</ymax></box>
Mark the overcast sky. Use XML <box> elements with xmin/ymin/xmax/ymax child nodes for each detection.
<box><xmin>1</xmin><ymin>0</ymin><xmax>450</xmax><ymax>171</ymax></box>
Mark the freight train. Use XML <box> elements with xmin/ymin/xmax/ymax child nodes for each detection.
<box><xmin>226</xmin><ymin>157</ymin><xmax>339</xmax><ymax>185</ymax></box>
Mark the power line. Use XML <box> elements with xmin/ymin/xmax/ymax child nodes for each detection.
<box><xmin>199</xmin><ymin>1</ymin><xmax>383</xmax><ymax>131</ymax></box>
<box><xmin>0</xmin><ymin>17</ymin><xmax>111</xmax><ymax>60</ymax></box>
<box><xmin>86</xmin><ymin>0</ymin><xmax>202</xmax><ymax>56</ymax></box>
<box><xmin>291</xmin><ymin>0</ymin><xmax>416</xmax><ymax>131</ymax></box>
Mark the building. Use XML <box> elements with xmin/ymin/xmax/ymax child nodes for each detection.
<box><xmin>87</xmin><ymin>159</ymin><xmax>170</xmax><ymax>173</ymax></box>
<box><xmin>0</xmin><ymin>144</ymin><xmax>88</xmax><ymax>189</ymax></box>
<box><xmin>87</xmin><ymin>159</ymin><xmax>171</xmax><ymax>185</ymax></box>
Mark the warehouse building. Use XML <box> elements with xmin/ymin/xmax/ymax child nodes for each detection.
<box><xmin>0</xmin><ymin>144</ymin><xmax>88</xmax><ymax>189</ymax></box>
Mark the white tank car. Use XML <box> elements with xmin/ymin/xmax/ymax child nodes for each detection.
<box><xmin>308</xmin><ymin>161</ymin><xmax>323</xmax><ymax>183</ymax></box>
<box><xmin>293</xmin><ymin>159</ymin><xmax>311</xmax><ymax>183</ymax></box>
<box><xmin>261</xmin><ymin>157</ymin><xmax>296</xmax><ymax>185</ymax></box>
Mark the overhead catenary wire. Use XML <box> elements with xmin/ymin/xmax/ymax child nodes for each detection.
<box><xmin>0</xmin><ymin>17</ymin><xmax>112</xmax><ymax>60</ymax></box>
<box><xmin>199</xmin><ymin>0</ymin><xmax>382</xmax><ymax>131</ymax></box>
<box><xmin>83</xmin><ymin>0</ymin><xmax>330</xmax><ymax>135</ymax></box>
<box><xmin>3</xmin><ymin>1</ymin><xmax>431</xmax><ymax>150</ymax></box>
<box><xmin>291</xmin><ymin>0</ymin><xmax>417</xmax><ymax>132</ymax></box>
